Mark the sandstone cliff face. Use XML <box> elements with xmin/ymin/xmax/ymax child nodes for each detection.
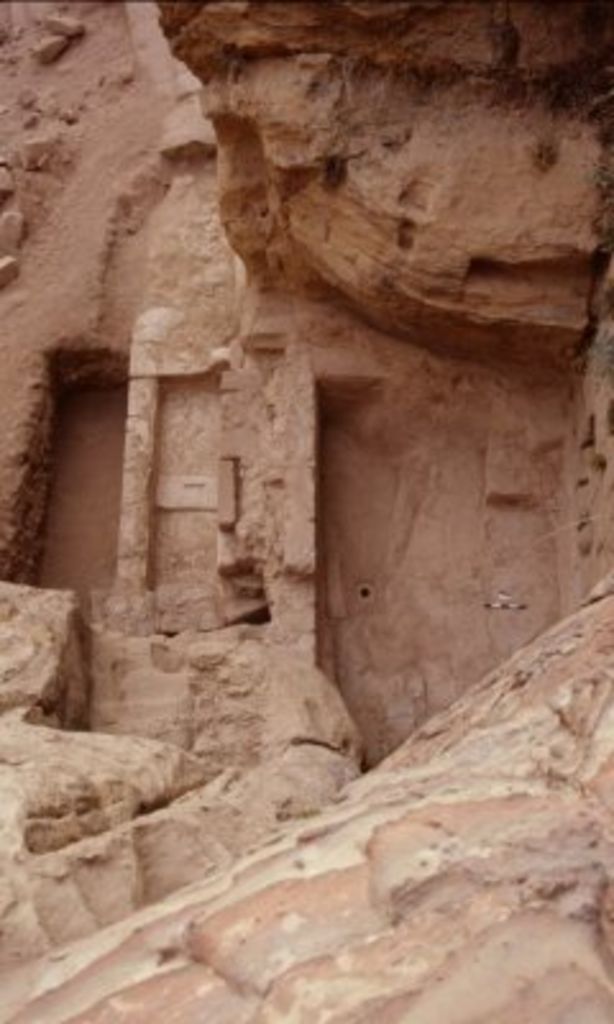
<box><xmin>0</xmin><ymin>0</ymin><xmax>360</xmax><ymax>971</ymax></box>
<box><xmin>156</xmin><ymin>0</ymin><xmax>614</xmax><ymax>760</ymax></box>
<box><xmin>4</xmin><ymin>3</ymin><xmax>614</xmax><ymax>1018</ymax></box>
<box><xmin>0</xmin><ymin>1</ymin><xmax>167</xmax><ymax>583</ymax></box>
<box><xmin>160</xmin><ymin>0</ymin><xmax>607</xmax><ymax>359</ymax></box>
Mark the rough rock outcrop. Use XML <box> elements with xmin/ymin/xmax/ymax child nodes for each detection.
<box><xmin>0</xmin><ymin>581</ymin><xmax>86</xmax><ymax>724</ymax></box>
<box><xmin>0</xmin><ymin>0</ymin><xmax>176</xmax><ymax>583</ymax></box>
<box><xmin>90</xmin><ymin>625</ymin><xmax>361</xmax><ymax>772</ymax></box>
<box><xmin>5</xmin><ymin>3</ymin><xmax>614</xmax><ymax>1018</ymax></box>
<box><xmin>0</xmin><ymin>4</ymin><xmax>365</xmax><ymax>972</ymax></box>
<box><xmin>6</xmin><ymin>589</ymin><xmax>614</xmax><ymax>1021</ymax></box>
<box><xmin>0</xmin><ymin>582</ymin><xmax>359</xmax><ymax>965</ymax></box>
<box><xmin>150</xmin><ymin>0</ymin><xmax>614</xmax><ymax>760</ymax></box>
<box><xmin>0</xmin><ymin>711</ymin><xmax>357</xmax><ymax>967</ymax></box>
<box><xmin>159</xmin><ymin>0</ymin><xmax>610</xmax><ymax>364</ymax></box>
<box><xmin>0</xmin><ymin>712</ymin><xmax>206</xmax><ymax>966</ymax></box>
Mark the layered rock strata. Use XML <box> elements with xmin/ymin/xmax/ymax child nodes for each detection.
<box><xmin>5</xmin><ymin>588</ymin><xmax>614</xmax><ymax>1021</ymax></box>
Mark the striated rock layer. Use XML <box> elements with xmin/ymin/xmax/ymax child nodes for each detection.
<box><xmin>159</xmin><ymin>0</ymin><xmax>611</xmax><ymax>362</ymax></box>
<box><xmin>0</xmin><ymin>583</ymin><xmax>359</xmax><ymax>967</ymax></box>
<box><xmin>5</xmin><ymin>588</ymin><xmax>614</xmax><ymax>1021</ymax></box>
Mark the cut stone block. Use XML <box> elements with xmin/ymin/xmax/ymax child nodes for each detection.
<box><xmin>0</xmin><ymin>255</ymin><xmax>18</xmax><ymax>289</ymax></box>
<box><xmin>0</xmin><ymin>581</ymin><xmax>86</xmax><ymax>725</ymax></box>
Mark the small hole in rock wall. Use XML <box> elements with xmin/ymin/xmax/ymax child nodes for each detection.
<box><xmin>240</xmin><ymin>603</ymin><xmax>272</xmax><ymax>625</ymax></box>
<box><xmin>323</xmin><ymin>155</ymin><xmax>347</xmax><ymax>189</ymax></box>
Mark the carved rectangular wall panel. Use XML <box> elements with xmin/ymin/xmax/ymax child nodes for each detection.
<box><xmin>317</xmin><ymin>372</ymin><xmax>567</xmax><ymax>766</ymax></box>
<box><xmin>152</xmin><ymin>377</ymin><xmax>221</xmax><ymax>630</ymax></box>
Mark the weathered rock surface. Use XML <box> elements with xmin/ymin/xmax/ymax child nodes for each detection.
<box><xmin>0</xmin><ymin>582</ymin><xmax>359</xmax><ymax>965</ymax></box>
<box><xmin>0</xmin><ymin>0</ymin><xmax>179</xmax><ymax>586</ymax></box>
<box><xmin>0</xmin><ymin>711</ymin><xmax>207</xmax><ymax>966</ymax></box>
<box><xmin>4</xmin><ymin>3</ymin><xmax>614</xmax><ymax>1020</ymax></box>
<box><xmin>90</xmin><ymin>625</ymin><xmax>362</xmax><ymax>774</ymax></box>
<box><xmin>0</xmin><ymin>722</ymin><xmax>357</xmax><ymax>966</ymax></box>
<box><xmin>0</xmin><ymin>582</ymin><xmax>85</xmax><ymax>724</ymax></box>
<box><xmin>148</xmin><ymin>0</ymin><xmax>614</xmax><ymax>762</ymax></box>
<box><xmin>159</xmin><ymin>0</ymin><xmax>607</xmax><ymax>364</ymax></box>
<box><xmin>6</xmin><ymin>590</ymin><xmax>614</xmax><ymax>1021</ymax></box>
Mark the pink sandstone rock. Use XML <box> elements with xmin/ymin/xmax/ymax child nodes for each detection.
<box><xmin>0</xmin><ymin>254</ymin><xmax>18</xmax><ymax>289</ymax></box>
<box><xmin>5</xmin><ymin>591</ymin><xmax>614</xmax><ymax>1021</ymax></box>
<box><xmin>32</xmin><ymin>34</ymin><xmax>69</xmax><ymax>65</ymax></box>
